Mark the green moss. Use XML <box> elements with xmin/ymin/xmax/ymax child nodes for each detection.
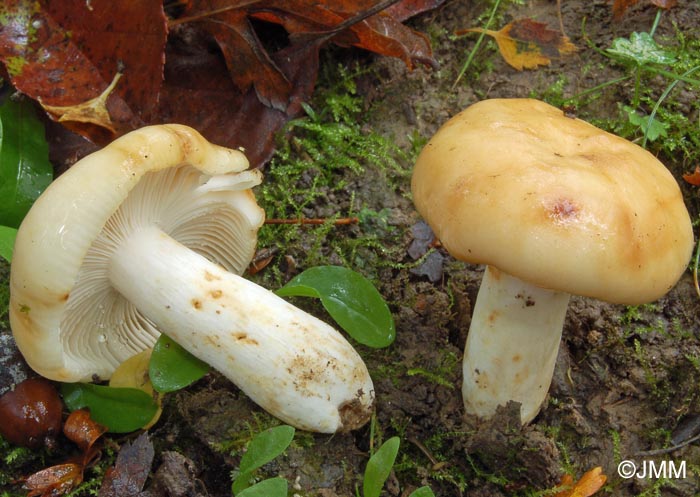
<box><xmin>255</xmin><ymin>64</ymin><xmax>413</xmax><ymax>287</ymax></box>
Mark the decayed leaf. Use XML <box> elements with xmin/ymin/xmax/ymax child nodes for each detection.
<box><xmin>40</xmin><ymin>72</ymin><xmax>122</xmax><ymax>135</ymax></box>
<box><xmin>0</xmin><ymin>0</ymin><xmax>439</xmax><ymax>167</ymax></box>
<box><xmin>553</xmin><ymin>467</ymin><xmax>607</xmax><ymax>497</ymax></box>
<box><xmin>21</xmin><ymin>410</ymin><xmax>106</xmax><ymax>497</ymax></box>
<box><xmin>23</xmin><ymin>462</ymin><xmax>85</xmax><ymax>497</ymax></box>
<box><xmin>98</xmin><ymin>432</ymin><xmax>155</xmax><ymax>497</ymax></box>
<box><xmin>612</xmin><ymin>0</ymin><xmax>678</xmax><ymax>19</ymax></box>
<box><xmin>0</xmin><ymin>0</ymin><xmax>167</xmax><ymax>142</ymax></box>
<box><xmin>458</xmin><ymin>18</ymin><xmax>576</xmax><ymax>70</ymax></box>
<box><xmin>683</xmin><ymin>166</ymin><xmax>700</xmax><ymax>186</ymax></box>
<box><xmin>159</xmin><ymin>0</ymin><xmax>438</xmax><ymax>166</ymax></box>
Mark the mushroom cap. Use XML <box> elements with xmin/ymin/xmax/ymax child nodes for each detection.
<box><xmin>10</xmin><ymin>125</ymin><xmax>265</xmax><ymax>382</ymax></box>
<box><xmin>411</xmin><ymin>98</ymin><xmax>694</xmax><ymax>304</ymax></box>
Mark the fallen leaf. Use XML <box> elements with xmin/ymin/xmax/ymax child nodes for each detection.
<box><xmin>683</xmin><ymin>166</ymin><xmax>700</xmax><ymax>186</ymax></box>
<box><xmin>23</xmin><ymin>462</ymin><xmax>85</xmax><ymax>497</ymax></box>
<box><xmin>98</xmin><ymin>432</ymin><xmax>155</xmax><ymax>497</ymax></box>
<box><xmin>553</xmin><ymin>467</ymin><xmax>607</xmax><ymax>497</ymax></box>
<box><xmin>157</xmin><ymin>0</ymin><xmax>438</xmax><ymax>166</ymax></box>
<box><xmin>109</xmin><ymin>349</ymin><xmax>163</xmax><ymax>429</ymax></box>
<box><xmin>63</xmin><ymin>408</ymin><xmax>108</xmax><ymax>453</ymax></box>
<box><xmin>21</xmin><ymin>409</ymin><xmax>106</xmax><ymax>497</ymax></box>
<box><xmin>40</xmin><ymin>72</ymin><xmax>123</xmax><ymax>135</ymax></box>
<box><xmin>612</xmin><ymin>0</ymin><xmax>678</xmax><ymax>19</ymax></box>
<box><xmin>458</xmin><ymin>18</ymin><xmax>577</xmax><ymax>71</ymax></box>
<box><xmin>0</xmin><ymin>0</ymin><xmax>167</xmax><ymax>142</ymax></box>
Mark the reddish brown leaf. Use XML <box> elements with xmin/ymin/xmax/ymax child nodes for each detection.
<box><xmin>63</xmin><ymin>408</ymin><xmax>108</xmax><ymax>453</ymax></box>
<box><xmin>23</xmin><ymin>462</ymin><xmax>85</xmax><ymax>497</ymax></box>
<box><xmin>0</xmin><ymin>0</ymin><xmax>167</xmax><ymax>142</ymax></box>
<box><xmin>553</xmin><ymin>467</ymin><xmax>607</xmax><ymax>497</ymax></box>
<box><xmin>98</xmin><ymin>432</ymin><xmax>155</xmax><ymax>497</ymax></box>
<box><xmin>683</xmin><ymin>166</ymin><xmax>700</xmax><ymax>186</ymax></box>
<box><xmin>458</xmin><ymin>18</ymin><xmax>577</xmax><ymax>71</ymax></box>
<box><xmin>613</xmin><ymin>0</ymin><xmax>678</xmax><ymax>19</ymax></box>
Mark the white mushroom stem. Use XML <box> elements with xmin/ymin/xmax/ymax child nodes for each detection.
<box><xmin>108</xmin><ymin>226</ymin><xmax>374</xmax><ymax>433</ymax></box>
<box><xmin>462</xmin><ymin>266</ymin><xmax>570</xmax><ymax>424</ymax></box>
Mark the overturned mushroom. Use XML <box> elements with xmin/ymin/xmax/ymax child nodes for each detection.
<box><xmin>411</xmin><ymin>98</ymin><xmax>694</xmax><ymax>424</ymax></box>
<box><xmin>10</xmin><ymin>124</ymin><xmax>374</xmax><ymax>433</ymax></box>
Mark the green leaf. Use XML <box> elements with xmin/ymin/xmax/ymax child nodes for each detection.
<box><xmin>623</xmin><ymin>105</ymin><xmax>669</xmax><ymax>141</ymax></box>
<box><xmin>0</xmin><ymin>98</ymin><xmax>53</xmax><ymax>228</ymax></box>
<box><xmin>607</xmin><ymin>32</ymin><xmax>676</xmax><ymax>66</ymax></box>
<box><xmin>0</xmin><ymin>225</ymin><xmax>17</xmax><ymax>262</ymax></box>
<box><xmin>235</xmin><ymin>477</ymin><xmax>288</xmax><ymax>497</ymax></box>
<box><xmin>232</xmin><ymin>425</ymin><xmax>295</xmax><ymax>494</ymax></box>
<box><xmin>409</xmin><ymin>486</ymin><xmax>436</xmax><ymax>497</ymax></box>
<box><xmin>363</xmin><ymin>436</ymin><xmax>400</xmax><ymax>497</ymax></box>
<box><xmin>60</xmin><ymin>383</ymin><xmax>158</xmax><ymax>433</ymax></box>
<box><xmin>276</xmin><ymin>266</ymin><xmax>395</xmax><ymax>348</ymax></box>
<box><xmin>149</xmin><ymin>334</ymin><xmax>210</xmax><ymax>393</ymax></box>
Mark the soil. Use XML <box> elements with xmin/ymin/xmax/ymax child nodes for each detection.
<box><xmin>2</xmin><ymin>0</ymin><xmax>700</xmax><ymax>496</ymax></box>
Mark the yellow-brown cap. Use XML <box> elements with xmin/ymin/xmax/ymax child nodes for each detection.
<box><xmin>412</xmin><ymin>98</ymin><xmax>693</xmax><ymax>304</ymax></box>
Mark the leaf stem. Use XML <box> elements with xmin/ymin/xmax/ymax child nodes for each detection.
<box><xmin>642</xmin><ymin>65</ymin><xmax>700</xmax><ymax>147</ymax></box>
<box><xmin>452</xmin><ymin>0</ymin><xmax>502</xmax><ymax>88</ymax></box>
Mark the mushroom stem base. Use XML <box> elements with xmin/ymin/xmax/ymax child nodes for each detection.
<box><xmin>107</xmin><ymin>226</ymin><xmax>374</xmax><ymax>433</ymax></box>
<box><xmin>462</xmin><ymin>266</ymin><xmax>570</xmax><ymax>424</ymax></box>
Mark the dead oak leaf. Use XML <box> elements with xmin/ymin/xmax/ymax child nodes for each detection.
<box><xmin>40</xmin><ymin>72</ymin><xmax>122</xmax><ymax>135</ymax></box>
<box><xmin>21</xmin><ymin>409</ymin><xmax>107</xmax><ymax>497</ymax></box>
<box><xmin>683</xmin><ymin>166</ymin><xmax>700</xmax><ymax>186</ymax></box>
<box><xmin>458</xmin><ymin>18</ymin><xmax>577</xmax><ymax>70</ymax></box>
<box><xmin>612</xmin><ymin>0</ymin><xmax>678</xmax><ymax>19</ymax></box>
<box><xmin>553</xmin><ymin>467</ymin><xmax>607</xmax><ymax>497</ymax></box>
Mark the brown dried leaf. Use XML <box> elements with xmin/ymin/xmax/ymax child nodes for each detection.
<box><xmin>98</xmin><ymin>433</ymin><xmax>155</xmax><ymax>497</ymax></box>
<box><xmin>459</xmin><ymin>18</ymin><xmax>577</xmax><ymax>71</ymax></box>
<box><xmin>23</xmin><ymin>462</ymin><xmax>85</xmax><ymax>497</ymax></box>
<box><xmin>553</xmin><ymin>467</ymin><xmax>607</xmax><ymax>497</ymax></box>
<box><xmin>40</xmin><ymin>72</ymin><xmax>122</xmax><ymax>135</ymax></box>
<box><xmin>0</xmin><ymin>0</ymin><xmax>167</xmax><ymax>143</ymax></box>
<box><xmin>63</xmin><ymin>408</ymin><xmax>108</xmax><ymax>453</ymax></box>
<box><xmin>683</xmin><ymin>166</ymin><xmax>700</xmax><ymax>186</ymax></box>
<box><xmin>613</xmin><ymin>0</ymin><xmax>678</xmax><ymax>19</ymax></box>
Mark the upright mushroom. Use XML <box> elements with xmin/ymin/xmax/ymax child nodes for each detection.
<box><xmin>411</xmin><ymin>98</ymin><xmax>693</xmax><ymax>424</ymax></box>
<box><xmin>10</xmin><ymin>124</ymin><xmax>374</xmax><ymax>433</ymax></box>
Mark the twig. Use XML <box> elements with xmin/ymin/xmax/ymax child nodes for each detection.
<box><xmin>635</xmin><ymin>431</ymin><xmax>700</xmax><ymax>457</ymax></box>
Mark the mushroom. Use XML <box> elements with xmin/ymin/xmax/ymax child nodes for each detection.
<box><xmin>411</xmin><ymin>98</ymin><xmax>694</xmax><ymax>424</ymax></box>
<box><xmin>10</xmin><ymin>124</ymin><xmax>374</xmax><ymax>433</ymax></box>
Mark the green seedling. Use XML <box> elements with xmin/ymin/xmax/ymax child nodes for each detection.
<box><xmin>360</xmin><ymin>436</ymin><xmax>435</xmax><ymax>497</ymax></box>
<box><xmin>231</xmin><ymin>425</ymin><xmax>295</xmax><ymax>496</ymax></box>
<box><xmin>277</xmin><ymin>265</ymin><xmax>396</xmax><ymax>348</ymax></box>
<box><xmin>578</xmin><ymin>8</ymin><xmax>700</xmax><ymax>154</ymax></box>
<box><xmin>0</xmin><ymin>225</ymin><xmax>16</xmax><ymax>262</ymax></box>
<box><xmin>0</xmin><ymin>97</ymin><xmax>53</xmax><ymax>229</ymax></box>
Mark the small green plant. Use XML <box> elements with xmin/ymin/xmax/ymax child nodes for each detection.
<box><xmin>277</xmin><ymin>265</ymin><xmax>395</xmax><ymax>348</ymax></box>
<box><xmin>360</xmin><ymin>436</ymin><xmax>435</xmax><ymax>497</ymax></box>
<box><xmin>576</xmin><ymin>8</ymin><xmax>700</xmax><ymax>164</ymax></box>
<box><xmin>231</xmin><ymin>425</ymin><xmax>295</xmax><ymax>496</ymax></box>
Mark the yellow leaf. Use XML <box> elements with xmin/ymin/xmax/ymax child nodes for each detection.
<box><xmin>40</xmin><ymin>72</ymin><xmax>122</xmax><ymax>133</ymax></box>
<box><xmin>553</xmin><ymin>467</ymin><xmax>607</xmax><ymax>497</ymax></box>
<box><xmin>459</xmin><ymin>18</ymin><xmax>577</xmax><ymax>70</ymax></box>
<box><xmin>110</xmin><ymin>349</ymin><xmax>163</xmax><ymax>429</ymax></box>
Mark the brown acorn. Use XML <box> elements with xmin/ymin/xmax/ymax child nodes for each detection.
<box><xmin>0</xmin><ymin>378</ymin><xmax>63</xmax><ymax>449</ymax></box>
